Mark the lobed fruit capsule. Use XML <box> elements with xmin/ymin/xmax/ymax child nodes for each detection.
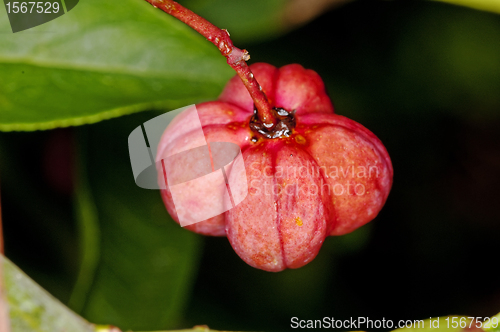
<box><xmin>157</xmin><ymin>63</ymin><xmax>393</xmax><ymax>272</ymax></box>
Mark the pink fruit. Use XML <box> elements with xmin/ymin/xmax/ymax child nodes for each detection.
<box><xmin>146</xmin><ymin>0</ymin><xmax>393</xmax><ymax>271</ymax></box>
<box><xmin>157</xmin><ymin>62</ymin><xmax>393</xmax><ymax>272</ymax></box>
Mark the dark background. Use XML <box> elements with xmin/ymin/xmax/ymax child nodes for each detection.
<box><xmin>2</xmin><ymin>0</ymin><xmax>500</xmax><ymax>331</ymax></box>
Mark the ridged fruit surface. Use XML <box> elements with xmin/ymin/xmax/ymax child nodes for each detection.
<box><xmin>157</xmin><ymin>63</ymin><xmax>393</xmax><ymax>272</ymax></box>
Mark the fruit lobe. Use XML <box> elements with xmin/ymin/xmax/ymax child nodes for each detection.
<box><xmin>157</xmin><ymin>63</ymin><xmax>393</xmax><ymax>272</ymax></box>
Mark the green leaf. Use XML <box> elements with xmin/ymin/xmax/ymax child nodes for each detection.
<box><xmin>0</xmin><ymin>0</ymin><xmax>233</xmax><ymax>131</ymax></box>
<box><xmin>2</xmin><ymin>254</ymin><xmax>94</xmax><ymax>332</ymax></box>
<box><xmin>432</xmin><ymin>0</ymin><xmax>500</xmax><ymax>15</ymax></box>
<box><xmin>1</xmin><ymin>255</ymin><xmax>239</xmax><ymax>332</ymax></box>
<box><xmin>73</xmin><ymin>113</ymin><xmax>202</xmax><ymax>331</ymax></box>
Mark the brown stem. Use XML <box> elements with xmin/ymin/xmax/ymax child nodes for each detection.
<box><xmin>143</xmin><ymin>0</ymin><xmax>278</xmax><ymax>128</ymax></box>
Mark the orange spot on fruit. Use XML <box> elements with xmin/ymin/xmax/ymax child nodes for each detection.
<box><xmin>295</xmin><ymin>216</ymin><xmax>303</xmax><ymax>226</ymax></box>
<box><xmin>295</xmin><ymin>135</ymin><xmax>306</xmax><ymax>144</ymax></box>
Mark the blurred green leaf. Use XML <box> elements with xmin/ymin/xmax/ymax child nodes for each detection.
<box><xmin>484</xmin><ymin>312</ymin><xmax>500</xmax><ymax>332</ymax></box>
<box><xmin>68</xmin><ymin>132</ymin><xmax>101</xmax><ymax>314</ymax></box>
<box><xmin>0</xmin><ymin>0</ymin><xmax>232</xmax><ymax>131</ymax></box>
<box><xmin>2</xmin><ymin>254</ymin><xmax>94</xmax><ymax>332</ymax></box>
<box><xmin>73</xmin><ymin>113</ymin><xmax>202</xmax><ymax>331</ymax></box>
<box><xmin>182</xmin><ymin>0</ymin><xmax>288</xmax><ymax>43</ymax></box>
<box><xmin>432</xmin><ymin>0</ymin><xmax>500</xmax><ymax>15</ymax></box>
<box><xmin>393</xmin><ymin>3</ymin><xmax>500</xmax><ymax>118</ymax></box>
